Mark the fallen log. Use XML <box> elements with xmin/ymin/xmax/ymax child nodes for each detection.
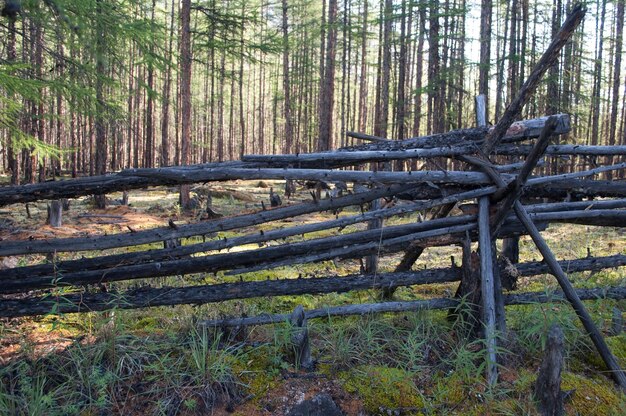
<box><xmin>0</xmin><ymin>167</ymin><xmax>508</xmax><ymax>207</ymax></box>
<box><xmin>201</xmin><ymin>286</ymin><xmax>626</xmax><ymax>328</ymax></box>
<box><xmin>1</xmin><ymin>254</ymin><xmax>624</xmax><ymax>318</ymax></box>
<box><xmin>0</xmin><ymin>161</ymin><xmax>263</xmax><ymax>207</ymax></box>
<box><xmin>495</xmin><ymin>144</ymin><xmax>626</xmax><ymax>157</ymax></box>
<box><xmin>340</xmin><ymin>114</ymin><xmax>571</xmax><ymax>152</ymax></box>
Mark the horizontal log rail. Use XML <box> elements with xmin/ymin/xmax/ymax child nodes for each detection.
<box><xmin>2</xmin><ymin>188</ymin><xmax>498</xmax><ymax>279</ymax></box>
<box><xmin>0</xmin><ymin>183</ymin><xmax>414</xmax><ymax>256</ymax></box>
<box><xmin>198</xmin><ymin>286</ymin><xmax>626</xmax><ymax>328</ymax></box>
<box><xmin>7</xmin><ymin>194</ymin><xmax>623</xmax><ymax>281</ymax></box>
<box><xmin>2</xmin><ymin>208</ymin><xmax>624</xmax><ymax>293</ymax></box>
<box><xmin>1</xmin><ymin>254</ymin><xmax>624</xmax><ymax>318</ymax></box>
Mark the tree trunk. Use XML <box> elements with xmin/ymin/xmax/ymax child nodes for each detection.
<box><xmin>318</xmin><ymin>0</ymin><xmax>338</xmax><ymax>151</ymax></box>
<box><xmin>179</xmin><ymin>0</ymin><xmax>192</xmax><ymax>208</ymax></box>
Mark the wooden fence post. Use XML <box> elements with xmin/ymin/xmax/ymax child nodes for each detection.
<box><xmin>534</xmin><ymin>324</ymin><xmax>565</xmax><ymax>416</ymax></box>
<box><xmin>47</xmin><ymin>200</ymin><xmax>63</xmax><ymax>227</ymax></box>
<box><xmin>290</xmin><ymin>305</ymin><xmax>313</xmax><ymax>370</ymax></box>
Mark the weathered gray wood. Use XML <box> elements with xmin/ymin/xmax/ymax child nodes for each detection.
<box><xmin>482</xmin><ymin>4</ymin><xmax>585</xmax><ymax>154</ymax></box>
<box><xmin>474</xmin><ymin>119</ymin><xmax>626</xmax><ymax>388</ymax></box>
<box><xmin>10</xmin><ymin>207</ymin><xmax>618</xmax><ymax>293</ymax></box>
<box><xmin>7</xmin><ymin>201</ymin><xmax>619</xmax><ymax>284</ymax></box>
<box><xmin>345</xmin><ymin>131</ymin><xmax>392</xmax><ymax>142</ymax></box>
<box><xmin>46</xmin><ymin>200</ymin><xmax>63</xmax><ymax>227</ymax></box>
<box><xmin>513</xmin><ymin>200</ymin><xmax>626</xmax><ymax>388</ymax></box>
<box><xmin>223</xmin><ymin>224</ymin><xmax>477</xmax><ymax>276</ymax></box>
<box><xmin>0</xmin><ymin>161</ymin><xmax>261</xmax><ymax>207</ymax></box>
<box><xmin>199</xmin><ymin>286</ymin><xmax>626</xmax><ymax>328</ymax></box>
<box><xmin>611</xmin><ymin>308</ymin><xmax>623</xmax><ymax>336</ymax></box>
<box><xmin>495</xmin><ymin>144</ymin><xmax>626</xmax><ymax>157</ymax></box>
<box><xmin>475</xmin><ymin>95</ymin><xmax>487</xmax><ymax>127</ymax></box>
<box><xmin>122</xmin><ymin>166</ymin><xmax>506</xmax><ymax>187</ymax></box>
<box><xmin>491</xmin><ymin>116</ymin><xmax>559</xmax><ymax>229</ymax></box>
<box><xmin>449</xmin><ymin>235</ymin><xmax>482</xmax><ymax>336</ymax></box>
<box><xmin>526</xmin><ymin>162</ymin><xmax>626</xmax><ymax>186</ymax></box>
<box><xmin>342</xmin><ymin>114</ymin><xmax>571</xmax><ymax>152</ymax></box>
<box><xmin>289</xmin><ymin>305</ymin><xmax>314</xmax><ymax>370</ymax></box>
<box><xmin>534</xmin><ymin>324</ymin><xmax>565</xmax><ymax>416</ymax></box>
<box><xmin>3</xmin><ymin>188</ymin><xmax>496</xmax><ymax>280</ymax></box>
<box><xmin>2</xmin><ymin>188</ymin><xmax>496</xmax><ymax>280</ymax></box>
<box><xmin>479</xmin><ymin>196</ymin><xmax>498</xmax><ymax>386</ymax></box>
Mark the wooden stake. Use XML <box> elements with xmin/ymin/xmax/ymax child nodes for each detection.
<box><xmin>479</xmin><ymin>196</ymin><xmax>498</xmax><ymax>386</ymax></box>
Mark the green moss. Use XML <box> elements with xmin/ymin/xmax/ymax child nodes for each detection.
<box><xmin>561</xmin><ymin>372</ymin><xmax>626</xmax><ymax>416</ymax></box>
<box><xmin>339</xmin><ymin>365</ymin><xmax>424</xmax><ymax>414</ymax></box>
<box><xmin>430</xmin><ymin>372</ymin><xmax>468</xmax><ymax>406</ymax></box>
<box><xmin>581</xmin><ymin>334</ymin><xmax>626</xmax><ymax>371</ymax></box>
<box><xmin>233</xmin><ymin>345</ymin><xmax>281</xmax><ymax>403</ymax></box>
<box><xmin>129</xmin><ymin>316</ymin><xmax>161</xmax><ymax>332</ymax></box>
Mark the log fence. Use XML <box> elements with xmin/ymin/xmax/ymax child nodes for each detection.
<box><xmin>2</xmin><ymin>2</ymin><xmax>626</xmax><ymax>388</ymax></box>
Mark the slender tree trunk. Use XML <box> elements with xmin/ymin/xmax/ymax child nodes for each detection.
<box><xmin>143</xmin><ymin>0</ymin><xmax>156</xmax><ymax>168</ymax></box>
<box><xmin>374</xmin><ymin>0</ymin><xmax>392</xmax><ymax>138</ymax></box>
<box><xmin>546</xmin><ymin>0</ymin><xmax>562</xmax><ymax>116</ymax></box>
<box><xmin>318</xmin><ymin>0</ymin><xmax>338</xmax><ymax>151</ymax></box>
<box><xmin>179</xmin><ymin>0</ymin><xmax>192</xmax><ymax>208</ymax></box>
<box><xmin>7</xmin><ymin>17</ymin><xmax>19</xmax><ymax>185</ymax></box>
<box><xmin>396</xmin><ymin>0</ymin><xmax>408</xmax><ymax>143</ymax></box>
<box><xmin>94</xmin><ymin>0</ymin><xmax>108</xmax><ymax>208</ymax></box>
<box><xmin>479</xmin><ymin>0</ymin><xmax>492</xmax><ymax>119</ymax></box>
<box><xmin>358</xmin><ymin>0</ymin><xmax>368</xmax><ymax>133</ymax></box>
<box><xmin>282</xmin><ymin>0</ymin><xmax>294</xmax><ymax>153</ymax></box>
<box><xmin>161</xmin><ymin>0</ymin><xmax>176</xmax><ymax>166</ymax></box>
<box><xmin>609</xmin><ymin>0</ymin><xmax>624</xmax><ymax>166</ymax></box>
<box><xmin>413</xmin><ymin>3</ymin><xmax>426</xmax><ymax>137</ymax></box>
<box><xmin>239</xmin><ymin>1</ymin><xmax>246</xmax><ymax>157</ymax></box>
<box><xmin>589</xmin><ymin>0</ymin><xmax>606</xmax><ymax>146</ymax></box>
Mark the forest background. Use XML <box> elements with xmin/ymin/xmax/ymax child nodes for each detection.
<box><xmin>0</xmin><ymin>0</ymin><xmax>624</xmax><ymax>184</ymax></box>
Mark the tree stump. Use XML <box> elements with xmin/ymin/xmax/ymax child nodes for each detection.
<box><xmin>289</xmin><ymin>305</ymin><xmax>313</xmax><ymax>370</ymax></box>
<box><xmin>534</xmin><ymin>324</ymin><xmax>565</xmax><ymax>416</ymax></box>
<box><xmin>449</xmin><ymin>237</ymin><xmax>482</xmax><ymax>338</ymax></box>
<box><xmin>47</xmin><ymin>200</ymin><xmax>63</xmax><ymax>227</ymax></box>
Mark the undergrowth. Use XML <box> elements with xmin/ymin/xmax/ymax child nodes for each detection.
<box><xmin>2</xmin><ymin>189</ymin><xmax>626</xmax><ymax>415</ymax></box>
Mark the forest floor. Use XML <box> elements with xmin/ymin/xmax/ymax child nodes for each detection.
<box><xmin>1</xmin><ymin>179</ymin><xmax>626</xmax><ymax>415</ymax></box>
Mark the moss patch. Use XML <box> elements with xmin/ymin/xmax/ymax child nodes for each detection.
<box><xmin>339</xmin><ymin>365</ymin><xmax>424</xmax><ymax>414</ymax></box>
<box><xmin>562</xmin><ymin>372</ymin><xmax>626</xmax><ymax>416</ymax></box>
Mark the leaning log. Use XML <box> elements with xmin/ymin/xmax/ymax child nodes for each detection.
<box><xmin>482</xmin><ymin>4</ymin><xmax>585</xmax><ymax>153</ymax></box>
<box><xmin>1</xmin><ymin>188</ymin><xmax>496</xmax><ymax>280</ymax></box>
<box><xmin>0</xmin><ymin>183</ymin><xmax>414</xmax><ymax>256</ymax></box>
<box><xmin>3</xmin><ymin>209</ymin><xmax>623</xmax><ymax>294</ymax></box>
<box><xmin>1</xmin><ymin>257</ymin><xmax>625</xmax><ymax>318</ymax></box>
<box><xmin>0</xmin><ymin>219</ymin><xmax>478</xmax><ymax>293</ymax></box>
